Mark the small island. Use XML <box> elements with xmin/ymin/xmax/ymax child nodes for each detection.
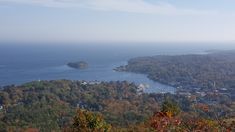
<box><xmin>67</xmin><ymin>61</ymin><xmax>88</xmax><ymax>69</ymax></box>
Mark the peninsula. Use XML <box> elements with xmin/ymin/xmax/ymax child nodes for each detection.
<box><xmin>115</xmin><ymin>50</ymin><xmax>235</xmax><ymax>91</ymax></box>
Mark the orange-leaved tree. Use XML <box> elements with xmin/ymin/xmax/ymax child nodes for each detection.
<box><xmin>149</xmin><ymin>99</ymin><xmax>182</xmax><ymax>131</ymax></box>
<box><xmin>64</xmin><ymin>109</ymin><xmax>111</xmax><ymax>132</ymax></box>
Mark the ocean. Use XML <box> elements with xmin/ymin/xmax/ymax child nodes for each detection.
<box><xmin>0</xmin><ymin>43</ymin><xmax>232</xmax><ymax>93</ymax></box>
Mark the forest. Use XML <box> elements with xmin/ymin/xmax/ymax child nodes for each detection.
<box><xmin>115</xmin><ymin>50</ymin><xmax>235</xmax><ymax>90</ymax></box>
<box><xmin>0</xmin><ymin>80</ymin><xmax>234</xmax><ymax>131</ymax></box>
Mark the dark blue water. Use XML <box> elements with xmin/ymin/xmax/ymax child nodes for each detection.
<box><xmin>0</xmin><ymin>43</ymin><xmax>233</xmax><ymax>93</ymax></box>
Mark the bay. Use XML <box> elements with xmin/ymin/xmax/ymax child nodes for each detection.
<box><xmin>0</xmin><ymin>43</ymin><xmax>224</xmax><ymax>93</ymax></box>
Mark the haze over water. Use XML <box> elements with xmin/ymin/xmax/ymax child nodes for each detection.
<box><xmin>0</xmin><ymin>43</ymin><xmax>234</xmax><ymax>93</ymax></box>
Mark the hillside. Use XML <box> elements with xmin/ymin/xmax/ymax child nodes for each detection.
<box><xmin>0</xmin><ymin>80</ymin><xmax>159</xmax><ymax>131</ymax></box>
<box><xmin>115</xmin><ymin>50</ymin><xmax>235</xmax><ymax>91</ymax></box>
<box><xmin>0</xmin><ymin>80</ymin><xmax>234</xmax><ymax>131</ymax></box>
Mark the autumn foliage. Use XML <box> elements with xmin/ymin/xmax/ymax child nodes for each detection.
<box><xmin>64</xmin><ymin>109</ymin><xmax>111</xmax><ymax>132</ymax></box>
<box><xmin>149</xmin><ymin>100</ymin><xmax>235</xmax><ymax>132</ymax></box>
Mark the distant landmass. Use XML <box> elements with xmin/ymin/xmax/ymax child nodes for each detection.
<box><xmin>115</xmin><ymin>50</ymin><xmax>235</xmax><ymax>90</ymax></box>
<box><xmin>67</xmin><ymin>61</ymin><xmax>88</xmax><ymax>69</ymax></box>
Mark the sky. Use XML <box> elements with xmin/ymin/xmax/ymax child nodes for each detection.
<box><xmin>0</xmin><ymin>0</ymin><xmax>235</xmax><ymax>44</ymax></box>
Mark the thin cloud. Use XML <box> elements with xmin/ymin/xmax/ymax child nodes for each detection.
<box><xmin>0</xmin><ymin>0</ymin><xmax>217</xmax><ymax>15</ymax></box>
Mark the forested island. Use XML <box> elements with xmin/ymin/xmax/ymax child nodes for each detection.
<box><xmin>0</xmin><ymin>80</ymin><xmax>234</xmax><ymax>131</ymax></box>
<box><xmin>67</xmin><ymin>61</ymin><xmax>88</xmax><ymax>69</ymax></box>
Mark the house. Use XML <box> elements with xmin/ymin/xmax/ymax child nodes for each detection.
<box><xmin>81</xmin><ymin>81</ymin><xmax>88</xmax><ymax>85</ymax></box>
<box><xmin>178</xmin><ymin>92</ymin><xmax>191</xmax><ymax>97</ymax></box>
<box><xmin>137</xmin><ymin>83</ymin><xmax>149</xmax><ymax>94</ymax></box>
<box><xmin>88</xmin><ymin>81</ymin><xmax>101</xmax><ymax>85</ymax></box>
<box><xmin>196</xmin><ymin>91</ymin><xmax>206</xmax><ymax>97</ymax></box>
<box><xmin>0</xmin><ymin>105</ymin><xmax>3</xmax><ymax>110</ymax></box>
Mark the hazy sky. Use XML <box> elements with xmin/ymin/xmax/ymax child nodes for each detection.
<box><xmin>1</xmin><ymin>0</ymin><xmax>235</xmax><ymax>43</ymax></box>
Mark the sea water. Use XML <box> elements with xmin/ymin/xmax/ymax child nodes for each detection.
<box><xmin>0</xmin><ymin>43</ymin><xmax>228</xmax><ymax>93</ymax></box>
